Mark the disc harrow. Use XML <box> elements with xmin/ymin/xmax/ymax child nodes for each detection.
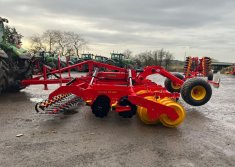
<box><xmin>202</xmin><ymin>57</ymin><xmax>212</xmax><ymax>76</ymax></box>
<box><xmin>34</xmin><ymin>60</ymin><xmax>215</xmax><ymax>128</ymax></box>
<box><xmin>183</xmin><ymin>56</ymin><xmax>213</xmax><ymax>80</ymax></box>
<box><xmin>184</xmin><ymin>56</ymin><xmax>193</xmax><ymax>78</ymax></box>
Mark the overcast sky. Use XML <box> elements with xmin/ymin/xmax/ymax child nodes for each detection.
<box><xmin>1</xmin><ymin>0</ymin><xmax>235</xmax><ymax>62</ymax></box>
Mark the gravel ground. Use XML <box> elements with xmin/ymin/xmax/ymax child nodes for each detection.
<box><xmin>0</xmin><ymin>74</ymin><xmax>234</xmax><ymax>167</ymax></box>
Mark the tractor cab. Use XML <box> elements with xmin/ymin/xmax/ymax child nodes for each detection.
<box><xmin>94</xmin><ymin>55</ymin><xmax>108</xmax><ymax>63</ymax></box>
<box><xmin>95</xmin><ymin>55</ymin><xmax>102</xmax><ymax>61</ymax></box>
<box><xmin>109</xmin><ymin>53</ymin><xmax>133</xmax><ymax>68</ymax></box>
<box><xmin>111</xmin><ymin>53</ymin><xmax>125</xmax><ymax>61</ymax></box>
<box><xmin>36</xmin><ymin>51</ymin><xmax>58</xmax><ymax>65</ymax></box>
<box><xmin>81</xmin><ymin>53</ymin><xmax>94</xmax><ymax>60</ymax></box>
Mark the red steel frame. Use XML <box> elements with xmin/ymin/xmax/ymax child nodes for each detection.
<box><xmin>22</xmin><ymin>60</ymin><xmax>127</xmax><ymax>89</ymax></box>
<box><xmin>184</xmin><ymin>57</ymin><xmax>220</xmax><ymax>87</ymax></box>
<box><xmin>184</xmin><ymin>57</ymin><xmax>207</xmax><ymax>79</ymax></box>
<box><xmin>23</xmin><ymin>60</ymin><xmax>184</xmax><ymax>88</ymax></box>
<box><xmin>34</xmin><ymin>61</ymin><xmax>186</xmax><ymax>121</ymax></box>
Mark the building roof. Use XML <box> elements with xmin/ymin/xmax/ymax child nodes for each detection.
<box><xmin>211</xmin><ymin>62</ymin><xmax>235</xmax><ymax>66</ymax></box>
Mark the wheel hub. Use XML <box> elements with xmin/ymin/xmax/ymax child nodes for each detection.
<box><xmin>191</xmin><ymin>86</ymin><xmax>206</xmax><ymax>100</ymax></box>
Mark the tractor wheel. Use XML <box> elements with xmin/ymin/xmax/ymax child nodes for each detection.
<box><xmin>181</xmin><ymin>78</ymin><xmax>212</xmax><ymax>106</ymax></box>
<box><xmin>0</xmin><ymin>76</ymin><xmax>6</xmax><ymax>94</ymax></box>
<box><xmin>207</xmin><ymin>71</ymin><xmax>213</xmax><ymax>81</ymax></box>
<box><xmin>105</xmin><ymin>59</ymin><xmax>115</xmax><ymax>66</ymax></box>
<box><xmin>164</xmin><ymin>73</ymin><xmax>184</xmax><ymax>93</ymax></box>
<box><xmin>7</xmin><ymin>71</ymin><xmax>32</xmax><ymax>92</ymax></box>
<box><xmin>9</xmin><ymin>59</ymin><xmax>33</xmax><ymax>92</ymax></box>
<box><xmin>118</xmin><ymin>96</ymin><xmax>137</xmax><ymax>118</ymax></box>
<box><xmin>91</xmin><ymin>96</ymin><xmax>110</xmax><ymax>118</ymax></box>
<box><xmin>159</xmin><ymin>98</ymin><xmax>186</xmax><ymax>128</ymax></box>
<box><xmin>0</xmin><ymin>59</ymin><xmax>7</xmax><ymax>94</ymax></box>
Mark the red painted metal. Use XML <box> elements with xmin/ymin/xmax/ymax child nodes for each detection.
<box><xmin>184</xmin><ymin>56</ymin><xmax>220</xmax><ymax>88</ymax></box>
<box><xmin>184</xmin><ymin>57</ymin><xmax>210</xmax><ymax>79</ymax></box>
<box><xmin>22</xmin><ymin>60</ymin><xmax>128</xmax><ymax>89</ymax></box>
<box><xmin>230</xmin><ymin>66</ymin><xmax>235</xmax><ymax>75</ymax></box>
<box><xmin>35</xmin><ymin>61</ymin><xmax>186</xmax><ymax>121</ymax></box>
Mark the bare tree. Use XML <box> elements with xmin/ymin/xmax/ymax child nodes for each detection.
<box><xmin>66</xmin><ymin>32</ymin><xmax>86</xmax><ymax>57</ymax></box>
<box><xmin>28</xmin><ymin>29</ymin><xmax>87</xmax><ymax>57</ymax></box>
<box><xmin>123</xmin><ymin>49</ymin><xmax>132</xmax><ymax>59</ymax></box>
<box><xmin>137</xmin><ymin>51</ymin><xmax>154</xmax><ymax>66</ymax></box>
<box><xmin>134</xmin><ymin>49</ymin><xmax>174</xmax><ymax>68</ymax></box>
<box><xmin>152</xmin><ymin>50</ymin><xmax>158</xmax><ymax>65</ymax></box>
<box><xmin>165</xmin><ymin>52</ymin><xmax>174</xmax><ymax>70</ymax></box>
<box><xmin>29</xmin><ymin>34</ymin><xmax>45</xmax><ymax>53</ymax></box>
<box><xmin>42</xmin><ymin>30</ymin><xmax>60</xmax><ymax>52</ymax></box>
<box><xmin>158</xmin><ymin>49</ymin><xmax>165</xmax><ymax>66</ymax></box>
<box><xmin>54</xmin><ymin>31</ymin><xmax>71</xmax><ymax>56</ymax></box>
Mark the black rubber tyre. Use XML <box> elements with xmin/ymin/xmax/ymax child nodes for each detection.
<box><xmin>118</xmin><ymin>96</ymin><xmax>137</xmax><ymax>118</ymax></box>
<box><xmin>91</xmin><ymin>96</ymin><xmax>110</xmax><ymax>118</ymax></box>
<box><xmin>105</xmin><ymin>59</ymin><xmax>115</xmax><ymax>66</ymax></box>
<box><xmin>0</xmin><ymin>76</ymin><xmax>5</xmax><ymax>94</ymax></box>
<box><xmin>0</xmin><ymin>59</ymin><xmax>7</xmax><ymax>94</ymax></box>
<box><xmin>181</xmin><ymin>78</ymin><xmax>212</xmax><ymax>106</ymax></box>
<box><xmin>7</xmin><ymin>81</ymin><xmax>26</xmax><ymax>92</ymax></box>
<box><xmin>207</xmin><ymin>71</ymin><xmax>213</xmax><ymax>81</ymax></box>
<box><xmin>164</xmin><ymin>73</ymin><xmax>184</xmax><ymax>93</ymax></box>
<box><xmin>10</xmin><ymin>59</ymin><xmax>33</xmax><ymax>92</ymax></box>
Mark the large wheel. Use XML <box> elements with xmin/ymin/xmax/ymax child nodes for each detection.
<box><xmin>105</xmin><ymin>59</ymin><xmax>115</xmax><ymax>66</ymax></box>
<box><xmin>164</xmin><ymin>73</ymin><xmax>184</xmax><ymax>93</ymax></box>
<box><xmin>13</xmin><ymin>59</ymin><xmax>33</xmax><ymax>91</ymax></box>
<box><xmin>181</xmin><ymin>78</ymin><xmax>212</xmax><ymax>106</ymax></box>
<box><xmin>207</xmin><ymin>71</ymin><xmax>213</xmax><ymax>81</ymax></box>
<box><xmin>0</xmin><ymin>59</ymin><xmax>7</xmax><ymax>94</ymax></box>
<box><xmin>137</xmin><ymin>96</ymin><xmax>159</xmax><ymax>124</ymax></box>
<box><xmin>91</xmin><ymin>96</ymin><xmax>110</xmax><ymax>118</ymax></box>
<box><xmin>118</xmin><ymin>96</ymin><xmax>137</xmax><ymax>118</ymax></box>
<box><xmin>158</xmin><ymin>98</ymin><xmax>186</xmax><ymax>128</ymax></box>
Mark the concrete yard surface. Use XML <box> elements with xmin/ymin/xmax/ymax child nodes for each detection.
<box><xmin>0</xmin><ymin>74</ymin><xmax>234</xmax><ymax>167</ymax></box>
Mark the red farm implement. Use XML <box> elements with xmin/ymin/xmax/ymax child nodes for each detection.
<box><xmin>28</xmin><ymin>60</ymin><xmax>215</xmax><ymax>128</ymax></box>
<box><xmin>230</xmin><ymin>66</ymin><xmax>235</xmax><ymax>75</ymax></box>
<box><xmin>184</xmin><ymin>56</ymin><xmax>213</xmax><ymax>80</ymax></box>
<box><xmin>164</xmin><ymin>56</ymin><xmax>220</xmax><ymax>93</ymax></box>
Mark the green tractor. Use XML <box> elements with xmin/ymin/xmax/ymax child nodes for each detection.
<box><xmin>105</xmin><ymin>53</ymin><xmax>134</xmax><ymax>68</ymax></box>
<box><xmin>94</xmin><ymin>55</ymin><xmax>108</xmax><ymax>63</ymax></box>
<box><xmin>0</xmin><ymin>17</ymin><xmax>33</xmax><ymax>94</ymax></box>
<box><xmin>34</xmin><ymin>51</ymin><xmax>67</xmax><ymax>70</ymax></box>
<box><xmin>80</xmin><ymin>53</ymin><xmax>94</xmax><ymax>72</ymax></box>
<box><xmin>64</xmin><ymin>55</ymin><xmax>82</xmax><ymax>72</ymax></box>
<box><xmin>67</xmin><ymin>55</ymin><xmax>81</xmax><ymax>65</ymax></box>
<box><xmin>63</xmin><ymin>48</ymin><xmax>82</xmax><ymax>65</ymax></box>
<box><xmin>81</xmin><ymin>53</ymin><xmax>94</xmax><ymax>61</ymax></box>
